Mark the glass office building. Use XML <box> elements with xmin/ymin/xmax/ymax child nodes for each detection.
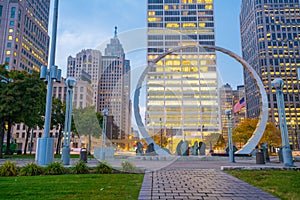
<box><xmin>146</xmin><ymin>0</ymin><xmax>219</xmax><ymax>140</ymax></box>
<box><xmin>240</xmin><ymin>0</ymin><xmax>300</xmax><ymax>149</ymax></box>
<box><xmin>0</xmin><ymin>0</ymin><xmax>50</xmax><ymax>73</ymax></box>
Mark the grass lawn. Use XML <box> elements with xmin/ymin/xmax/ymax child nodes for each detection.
<box><xmin>227</xmin><ymin>170</ymin><xmax>300</xmax><ymax>200</ymax></box>
<box><xmin>0</xmin><ymin>174</ymin><xmax>144</xmax><ymax>200</ymax></box>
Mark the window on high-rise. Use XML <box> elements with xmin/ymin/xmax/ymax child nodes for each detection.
<box><xmin>10</xmin><ymin>7</ymin><xmax>16</xmax><ymax>18</ymax></box>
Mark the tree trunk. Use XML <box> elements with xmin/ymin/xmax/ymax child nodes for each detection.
<box><xmin>29</xmin><ymin>129</ymin><xmax>33</xmax><ymax>154</ymax></box>
<box><xmin>0</xmin><ymin>120</ymin><xmax>4</xmax><ymax>158</ymax></box>
<box><xmin>5</xmin><ymin>121</ymin><xmax>12</xmax><ymax>155</ymax></box>
<box><xmin>23</xmin><ymin>126</ymin><xmax>31</xmax><ymax>155</ymax></box>
<box><xmin>88</xmin><ymin>135</ymin><xmax>92</xmax><ymax>155</ymax></box>
<box><xmin>56</xmin><ymin>128</ymin><xmax>63</xmax><ymax>155</ymax></box>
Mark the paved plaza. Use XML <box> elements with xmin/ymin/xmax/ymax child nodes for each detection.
<box><xmin>137</xmin><ymin>157</ymin><xmax>299</xmax><ymax>200</ymax></box>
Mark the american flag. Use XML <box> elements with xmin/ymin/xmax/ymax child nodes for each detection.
<box><xmin>233</xmin><ymin>97</ymin><xmax>246</xmax><ymax>113</ymax></box>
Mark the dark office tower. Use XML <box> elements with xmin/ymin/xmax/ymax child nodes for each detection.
<box><xmin>147</xmin><ymin>0</ymin><xmax>219</xmax><ymax>140</ymax></box>
<box><xmin>240</xmin><ymin>0</ymin><xmax>300</xmax><ymax>149</ymax></box>
<box><xmin>0</xmin><ymin>0</ymin><xmax>50</xmax><ymax>73</ymax></box>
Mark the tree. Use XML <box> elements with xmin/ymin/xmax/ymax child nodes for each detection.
<box><xmin>232</xmin><ymin>118</ymin><xmax>258</xmax><ymax>148</ymax></box>
<box><xmin>0</xmin><ymin>70</ymin><xmax>28</xmax><ymax>154</ymax></box>
<box><xmin>0</xmin><ymin>64</ymin><xmax>9</xmax><ymax>157</ymax></box>
<box><xmin>259</xmin><ymin>122</ymin><xmax>281</xmax><ymax>151</ymax></box>
<box><xmin>72</xmin><ymin>106</ymin><xmax>103</xmax><ymax>154</ymax></box>
<box><xmin>0</xmin><ymin>69</ymin><xmax>46</xmax><ymax>155</ymax></box>
<box><xmin>51</xmin><ymin>98</ymin><xmax>65</xmax><ymax>155</ymax></box>
<box><xmin>20</xmin><ymin>72</ymin><xmax>46</xmax><ymax>154</ymax></box>
<box><xmin>232</xmin><ymin>118</ymin><xmax>282</xmax><ymax>150</ymax></box>
<box><xmin>151</xmin><ymin>129</ymin><xmax>168</xmax><ymax>148</ymax></box>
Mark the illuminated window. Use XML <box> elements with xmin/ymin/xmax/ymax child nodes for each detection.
<box><xmin>199</xmin><ymin>23</ymin><xmax>206</xmax><ymax>27</ymax></box>
<box><xmin>8</xmin><ymin>29</ymin><xmax>14</xmax><ymax>33</ymax></box>
<box><xmin>166</xmin><ymin>23</ymin><xmax>180</xmax><ymax>28</ymax></box>
<box><xmin>205</xmin><ymin>4</ymin><xmax>213</xmax><ymax>10</ymax></box>
<box><xmin>14</xmin><ymin>52</ymin><xmax>17</xmax><ymax>57</ymax></box>
<box><xmin>148</xmin><ymin>11</ymin><xmax>155</xmax><ymax>16</ymax></box>
<box><xmin>6</xmin><ymin>50</ymin><xmax>11</xmax><ymax>55</ymax></box>
<box><xmin>148</xmin><ymin>17</ymin><xmax>161</xmax><ymax>22</ymax></box>
<box><xmin>8</xmin><ymin>36</ymin><xmax>13</xmax><ymax>40</ymax></box>
<box><xmin>15</xmin><ymin>37</ymin><xmax>18</xmax><ymax>42</ymax></box>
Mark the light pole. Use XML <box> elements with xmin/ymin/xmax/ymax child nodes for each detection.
<box><xmin>225</xmin><ymin>110</ymin><xmax>235</xmax><ymax>163</ymax></box>
<box><xmin>292</xmin><ymin>120</ymin><xmax>299</xmax><ymax>150</ymax></box>
<box><xmin>271</xmin><ymin>78</ymin><xmax>294</xmax><ymax>167</ymax></box>
<box><xmin>100</xmin><ymin>109</ymin><xmax>109</xmax><ymax>162</ymax></box>
<box><xmin>62</xmin><ymin>77</ymin><xmax>76</xmax><ymax>165</ymax></box>
<box><xmin>160</xmin><ymin>118</ymin><xmax>162</xmax><ymax>147</ymax></box>
<box><xmin>36</xmin><ymin>0</ymin><xmax>60</xmax><ymax>166</ymax></box>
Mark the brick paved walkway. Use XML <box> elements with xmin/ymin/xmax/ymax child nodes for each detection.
<box><xmin>139</xmin><ymin>161</ymin><xmax>280</xmax><ymax>200</ymax></box>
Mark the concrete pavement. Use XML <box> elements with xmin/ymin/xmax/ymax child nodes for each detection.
<box><xmin>138</xmin><ymin>157</ymin><xmax>299</xmax><ymax>200</ymax></box>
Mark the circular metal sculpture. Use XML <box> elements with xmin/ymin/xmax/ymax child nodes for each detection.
<box><xmin>134</xmin><ymin>45</ymin><xmax>268</xmax><ymax>155</ymax></box>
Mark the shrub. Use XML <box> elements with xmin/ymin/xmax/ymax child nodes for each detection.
<box><xmin>95</xmin><ymin>161</ymin><xmax>113</xmax><ymax>174</ymax></box>
<box><xmin>70</xmin><ymin>161</ymin><xmax>90</xmax><ymax>174</ymax></box>
<box><xmin>20</xmin><ymin>162</ymin><xmax>43</xmax><ymax>176</ymax></box>
<box><xmin>44</xmin><ymin>162</ymin><xmax>66</xmax><ymax>175</ymax></box>
<box><xmin>0</xmin><ymin>161</ymin><xmax>19</xmax><ymax>176</ymax></box>
<box><xmin>121</xmin><ymin>161</ymin><xmax>136</xmax><ymax>173</ymax></box>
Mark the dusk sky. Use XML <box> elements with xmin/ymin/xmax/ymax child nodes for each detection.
<box><xmin>51</xmin><ymin>0</ymin><xmax>243</xmax><ymax>91</ymax></box>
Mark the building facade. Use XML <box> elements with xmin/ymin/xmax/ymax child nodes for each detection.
<box><xmin>0</xmin><ymin>0</ymin><xmax>50</xmax><ymax>73</ymax></box>
<box><xmin>219</xmin><ymin>84</ymin><xmax>246</xmax><ymax>140</ymax></box>
<box><xmin>67</xmin><ymin>49</ymin><xmax>102</xmax><ymax>105</ymax></box>
<box><xmin>97</xmin><ymin>29</ymin><xmax>131</xmax><ymax>141</ymax></box>
<box><xmin>219</xmin><ymin>84</ymin><xmax>234</xmax><ymax>138</ymax></box>
<box><xmin>240</xmin><ymin>0</ymin><xmax>300</xmax><ymax>149</ymax></box>
<box><xmin>146</xmin><ymin>0</ymin><xmax>219</xmax><ymax>140</ymax></box>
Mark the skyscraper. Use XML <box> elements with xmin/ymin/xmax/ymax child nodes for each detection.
<box><xmin>146</xmin><ymin>0</ymin><xmax>219</xmax><ymax>140</ymax></box>
<box><xmin>0</xmin><ymin>0</ymin><xmax>50</xmax><ymax>73</ymax></box>
<box><xmin>240</xmin><ymin>0</ymin><xmax>300</xmax><ymax>149</ymax></box>
<box><xmin>98</xmin><ymin>27</ymin><xmax>131</xmax><ymax>140</ymax></box>
<box><xmin>67</xmin><ymin>49</ymin><xmax>102</xmax><ymax>105</ymax></box>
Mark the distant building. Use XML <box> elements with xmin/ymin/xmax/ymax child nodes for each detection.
<box><xmin>232</xmin><ymin>85</ymin><xmax>246</xmax><ymax>127</ymax></box>
<box><xmin>0</xmin><ymin>0</ymin><xmax>50</xmax><ymax>73</ymax></box>
<box><xmin>97</xmin><ymin>27</ymin><xmax>131</xmax><ymax>141</ymax></box>
<box><xmin>146</xmin><ymin>0</ymin><xmax>219</xmax><ymax>140</ymax></box>
<box><xmin>67</xmin><ymin>49</ymin><xmax>102</xmax><ymax>106</ymax></box>
<box><xmin>219</xmin><ymin>84</ymin><xmax>234</xmax><ymax>139</ymax></box>
<box><xmin>240</xmin><ymin>0</ymin><xmax>300</xmax><ymax>149</ymax></box>
<box><xmin>219</xmin><ymin>84</ymin><xmax>246</xmax><ymax>141</ymax></box>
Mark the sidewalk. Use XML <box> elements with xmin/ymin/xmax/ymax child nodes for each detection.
<box><xmin>138</xmin><ymin>157</ymin><xmax>299</xmax><ymax>200</ymax></box>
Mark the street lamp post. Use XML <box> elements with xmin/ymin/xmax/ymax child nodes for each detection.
<box><xmin>62</xmin><ymin>77</ymin><xmax>76</xmax><ymax>165</ymax></box>
<box><xmin>271</xmin><ymin>78</ymin><xmax>294</xmax><ymax>167</ymax></box>
<box><xmin>100</xmin><ymin>109</ymin><xmax>109</xmax><ymax>162</ymax></box>
<box><xmin>292</xmin><ymin>120</ymin><xmax>299</xmax><ymax>150</ymax></box>
<box><xmin>160</xmin><ymin>118</ymin><xmax>162</xmax><ymax>147</ymax></box>
<box><xmin>225</xmin><ymin>110</ymin><xmax>235</xmax><ymax>163</ymax></box>
<box><xmin>36</xmin><ymin>0</ymin><xmax>60</xmax><ymax>166</ymax></box>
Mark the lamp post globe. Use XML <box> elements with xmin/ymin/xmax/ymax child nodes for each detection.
<box><xmin>271</xmin><ymin>78</ymin><xmax>284</xmax><ymax>90</ymax></box>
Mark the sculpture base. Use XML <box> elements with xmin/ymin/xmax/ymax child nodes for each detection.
<box><xmin>62</xmin><ymin>146</ymin><xmax>70</xmax><ymax>165</ymax></box>
<box><xmin>36</xmin><ymin>138</ymin><xmax>54</xmax><ymax>166</ymax></box>
<box><xmin>282</xmin><ymin>147</ymin><xmax>294</xmax><ymax>167</ymax></box>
